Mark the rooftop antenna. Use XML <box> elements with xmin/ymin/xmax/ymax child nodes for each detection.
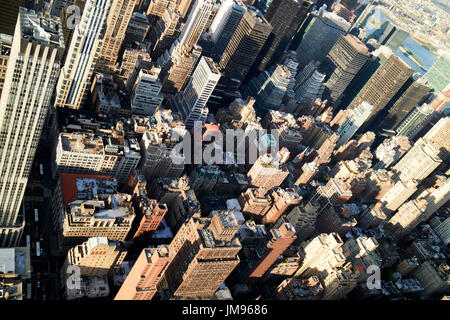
<box><xmin>26</xmin><ymin>16</ymin><xmax>51</xmax><ymax>42</ymax></box>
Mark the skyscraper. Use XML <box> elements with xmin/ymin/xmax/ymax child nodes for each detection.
<box><xmin>131</xmin><ymin>67</ymin><xmax>164</xmax><ymax>116</ymax></box>
<box><xmin>294</xmin><ymin>60</ymin><xmax>326</xmax><ymax>105</ymax></box>
<box><xmin>0</xmin><ymin>8</ymin><xmax>65</xmax><ymax>247</ymax></box>
<box><xmin>242</xmin><ymin>64</ymin><xmax>292</xmax><ymax>115</ymax></box>
<box><xmin>395</xmin><ymin>103</ymin><xmax>435</xmax><ymax>139</ymax></box>
<box><xmin>338</xmin><ymin>45</ymin><xmax>392</xmax><ymax>111</ymax></box>
<box><xmin>171</xmin><ymin>56</ymin><xmax>221</xmax><ymax>128</ymax></box>
<box><xmin>295</xmin><ymin>7</ymin><xmax>351</xmax><ymax>71</ymax></box>
<box><xmin>54</xmin><ymin>0</ymin><xmax>112</xmax><ymax>109</ymax></box>
<box><xmin>177</xmin><ymin>0</ymin><xmax>213</xmax><ymax>51</ymax></box>
<box><xmin>320</xmin><ymin>34</ymin><xmax>370</xmax><ymax>104</ymax></box>
<box><xmin>424</xmin><ymin>51</ymin><xmax>450</xmax><ymax>92</ymax></box>
<box><xmin>50</xmin><ymin>0</ymin><xmax>75</xmax><ymax>17</ymax></box>
<box><xmin>0</xmin><ymin>34</ymin><xmax>13</xmax><ymax>96</ymax></box>
<box><xmin>348</xmin><ymin>53</ymin><xmax>414</xmax><ymax>132</ymax></box>
<box><xmin>96</xmin><ymin>0</ymin><xmax>137</xmax><ymax>73</ymax></box>
<box><xmin>422</xmin><ymin>116</ymin><xmax>450</xmax><ymax>162</ymax></box>
<box><xmin>208</xmin><ymin>0</ymin><xmax>246</xmax><ymax>62</ymax></box>
<box><xmin>376</xmin><ymin>75</ymin><xmax>431</xmax><ymax>134</ymax></box>
<box><xmin>146</xmin><ymin>0</ymin><xmax>172</xmax><ymax>21</ymax></box>
<box><xmin>255</xmin><ymin>0</ymin><xmax>312</xmax><ymax>72</ymax></box>
<box><xmin>218</xmin><ymin>6</ymin><xmax>272</xmax><ymax>84</ymax></box>
<box><xmin>157</xmin><ymin>0</ymin><xmax>212</xmax><ymax>94</ymax></box>
<box><xmin>392</xmin><ymin>138</ymin><xmax>442</xmax><ymax>183</ymax></box>
<box><xmin>247</xmin><ymin>153</ymin><xmax>290</xmax><ymax>191</ymax></box>
<box><xmin>336</xmin><ymin>101</ymin><xmax>373</xmax><ymax>147</ymax></box>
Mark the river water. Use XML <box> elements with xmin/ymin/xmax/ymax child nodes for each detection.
<box><xmin>362</xmin><ymin>7</ymin><xmax>436</xmax><ymax>75</ymax></box>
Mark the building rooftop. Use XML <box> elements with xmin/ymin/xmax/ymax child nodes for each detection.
<box><xmin>20</xmin><ymin>8</ymin><xmax>65</xmax><ymax>48</ymax></box>
<box><xmin>0</xmin><ymin>247</ymin><xmax>31</xmax><ymax>279</ymax></box>
<box><xmin>61</xmin><ymin>132</ymin><xmax>104</xmax><ymax>154</ymax></box>
<box><xmin>59</xmin><ymin>174</ymin><xmax>119</xmax><ymax>206</ymax></box>
<box><xmin>345</xmin><ymin>34</ymin><xmax>369</xmax><ymax>54</ymax></box>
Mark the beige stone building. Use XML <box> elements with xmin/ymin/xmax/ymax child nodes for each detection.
<box><xmin>392</xmin><ymin>138</ymin><xmax>442</xmax><ymax>182</ymax></box>
<box><xmin>63</xmin><ymin>237</ymin><xmax>127</xmax><ymax>277</ymax></box>
<box><xmin>161</xmin><ymin>212</ymin><xmax>241</xmax><ymax>299</ymax></box>
<box><xmin>97</xmin><ymin>0</ymin><xmax>136</xmax><ymax>73</ymax></box>
<box><xmin>247</xmin><ymin>152</ymin><xmax>290</xmax><ymax>191</ymax></box>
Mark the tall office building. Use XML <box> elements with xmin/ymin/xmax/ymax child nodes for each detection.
<box><xmin>54</xmin><ymin>0</ymin><xmax>112</xmax><ymax>109</ymax></box>
<box><xmin>379</xmin><ymin>179</ymin><xmax>418</xmax><ymax>213</ymax></box>
<box><xmin>422</xmin><ymin>117</ymin><xmax>450</xmax><ymax>162</ymax></box>
<box><xmin>384</xmin><ymin>199</ymin><xmax>428</xmax><ymax>241</ymax></box>
<box><xmin>0</xmin><ymin>0</ymin><xmax>26</xmax><ymax>35</ymax></box>
<box><xmin>378</xmin><ymin>23</ymin><xmax>409</xmax><ymax>52</ymax></box>
<box><xmin>320</xmin><ymin>34</ymin><xmax>370</xmax><ymax>104</ymax></box>
<box><xmin>218</xmin><ymin>6</ymin><xmax>272</xmax><ymax>84</ymax></box>
<box><xmin>348</xmin><ymin>53</ymin><xmax>413</xmax><ymax>132</ymax></box>
<box><xmin>162</xmin><ymin>212</ymin><xmax>241</xmax><ymax>299</ymax></box>
<box><xmin>338</xmin><ymin>45</ymin><xmax>392</xmax><ymax>111</ymax></box>
<box><xmin>50</xmin><ymin>0</ymin><xmax>74</xmax><ymax>17</ymax></box>
<box><xmin>0</xmin><ymin>34</ymin><xmax>13</xmax><ymax>96</ymax></box>
<box><xmin>294</xmin><ymin>61</ymin><xmax>326</xmax><ymax>105</ymax></box>
<box><xmin>172</xmin><ymin>56</ymin><xmax>221</xmax><ymax>128</ymax></box>
<box><xmin>336</xmin><ymin>101</ymin><xmax>373</xmax><ymax>147</ymax></box>
<box><xmin>157</xmin><ymin>0</ymin><xmax>212</xmax><ymax>93</ymax></box>
<box><xmin>177</xmin><ymin>0</ymin><xmax>213</xmax><ymax>51</ymax></box>
<box><xmin>295</xmin><ymin>7</ymin><xmax>351</xmax><ymax>71</ymax></box>
<box><xmin>131</xmin><ymin>67</ymin><xmax>164</xmax><ymax>116</ymax></box>
<box><xmin>138</xmin><ymin>109</ymin><xmax>187</xmax><ymax>179</ymax></box>
<box><xmin>242</xmin><ymin>64</ymin><xmax>292</xmax><ymax>115</ymax></box>
<box><xmin>0</xmin><ymin>8</ymin><xmax>65</xmax><ymax>247</ymax></box>
<box><xmin>147</xmin><ymin>0</ymin><xmax>193</xmax><ymax>20</ymax></box>
<box><xmin>412</xmin><ymin>89</ymin><xmax>450</xmax><ymax>140</ymax></box>
<box><xmin>255</xmin><ymin>0</ymin><xmax>312</xmax><ymax>72</ymax></box>
<box><xmin>395</xmin><ymin>103</ymin><xmax>435</xmax><ymax>139</ymax></box>
<box><xmin>307</xmin><ymin>178</ymin><xmax>353</xmax><ymax>215</ymax></box>
<box><xmin>175</xmin><ymin>0</ymin><xmax>195</xmax><ymax>18</ymax></box>
<box><xmin>295</xmin><ymin>232</ymin><xmax>346</xmax><ymax>277</ymax></box>
<box><xmin>392</xmin><ymin>138</ymin><xmax>442</xmax><ymax>183</ymax></box>
<box><xmin>147</xmin><ymin>0</ymin><xmax>172</xmax><ymax>20</ymax></box>
<box><xmin>115</xmin><ymin>246</ymin><xmax>169</xmax><ymax>300</ymax></box>
<box><xmin>376</xmin><ymin>75</ymin><xmax>431</xmax><ymax>133</ymax></box>
<box><xmin>125</xmin><ymin>12</ymin><xmax>151</xmax><ymax>43</ymax></box>
<box><xmin>248</xmin><ymin>223</ymin><xmax>296</xmax><ymax>280</ymax></box>
<box><xmin>149</xmin><ymin>7</ymin><xmax>184</xmax><ymax>59</ymax></box>
<box><xmin>96</xmin><ymin>0</ymin><xmax>136</xmax><ymax>73</ymax></box>
<box><xmin>424</xmin><ymin>52</ymin><xmax>450</xmax><ymax>92</ymax></box>
<box><xmin>208</xmin><ymin>0</ymin><xmax>246</xmax><ymax>61</ymax></box>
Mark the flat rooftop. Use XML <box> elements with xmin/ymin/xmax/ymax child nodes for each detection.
<box><xmin>61</xmin><ymin>132</ymin><xmax>104</xmax><ymax>154</ymax></box>
<box><xmin>345</xmin><ymin>34</ymin><xmax>369</xmax><ymax>54</ymax></box>
<box><xmin>60</xmin><ymin>173</ymin><xmax>118</xmax><ymax>206</ymax></box>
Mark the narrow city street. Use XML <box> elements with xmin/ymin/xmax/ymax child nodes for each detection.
<box><xmin>22</xmin><ymin>131</ymin><xmax>64</xmax><ymax>300</ymax></box>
